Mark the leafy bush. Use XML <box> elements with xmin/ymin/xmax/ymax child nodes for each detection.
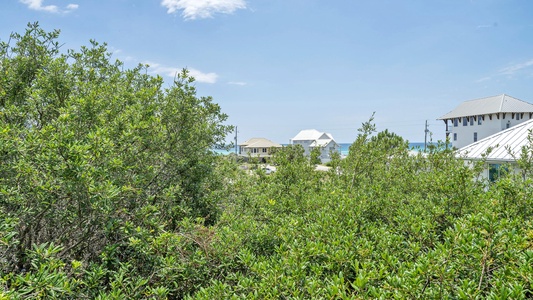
<box><xmin>2</xmin><ymin>24</ymin><xmax>533</xmax><ymax>299</ymax></box>
<box><xmin>1</xmin><ymin>23</ymin><xmax>234</xmax><ymax>298</ymax></box>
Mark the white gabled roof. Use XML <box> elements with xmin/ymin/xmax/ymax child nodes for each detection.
<box><xmin>439</xmin><ymin>94</ymin><xmax>533</xmax><ymax>120</ymax></box>
<box><xmin>292</xmin><ymin>129</ymin><xmax>335</xmax><ymax>142</ymax></box>
<box><xmin>310</xmin><ymin>139</ymin><xmax>335</xmax><ymax>147</ymax></box>
<box><xmin>457</xmin><ymin>119</ymin><xmax>533</xmax><ymax>162</ymax></box>
<box><xmin>239</xmin><ymin>138</ymin><xmax>282</xmax><ymax>148</ymax></box>
<box><xmin>292</xmin><ymin>129</ymin><xmax>324</xmax><ymax>141</ymax></box>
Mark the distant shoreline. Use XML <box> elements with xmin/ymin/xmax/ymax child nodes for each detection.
<box><xmin>214</xmin><ymin>142</ymin><xmax>439</xmax><ymax>156</ymax></box>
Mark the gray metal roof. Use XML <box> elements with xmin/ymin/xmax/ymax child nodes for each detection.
<box><xmin>439</xmin><ymin>94</ymin><xmax>533</xmax><ymax>120</ymax></box>
<box><xmin>457</xmin><ymin>119</ymin><xmax>533</xmax><ymax>162</ymax></box>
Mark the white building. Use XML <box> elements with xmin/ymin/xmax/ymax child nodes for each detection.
<box><xmin>290</xmin><ymin>129</ymin><xmax>340</xmax><ymax>163</ymax></box>
<box><xmin>238</xmin><ymin>138</ymin><xmax>282</xmax><ymax>159</ymax></box>
<box><xmin>457</xmin><ymin>119</ymin><xmax>533</xmax><ymax>181</ymax></box>
<box><xmin>439</xmin><ymin>94</ymin><xmax>533</xmax><ymax>149</ymax></box>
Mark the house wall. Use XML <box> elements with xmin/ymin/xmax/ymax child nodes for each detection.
<box><xmin>318</xmin><ymin>142</ymin><xmax>340</xmax><ymax>163</ymax></box>
<box><xmin>463</xmin><ymin>160</ymin><xmax>521</xmax><ymax>183</ymax></box>
<box><xmin>448</xmin><ymin>113</ymin><xmax>533</xmax><ymax>149</ymax></box>
<box><xmin>480</xmin><ymin>162</ymin><xmax>521</xmax><ymax>182</ymax></box>
<box><xmin>289</xmin><ymin>140</ymin><xmax>340</xmax><ymax>163</ymax></box>
<box><xmin>239</xmin><ymin>147</ymin><xmax>272</xmax><ymax>158</ymax></box>
<box><xmin>290</xmin><ymin>140</ymin><xmax>313</xmax><ymax>156</ymax></box>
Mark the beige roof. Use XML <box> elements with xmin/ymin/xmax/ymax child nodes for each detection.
<box><xmin>439</xmin><ymin>94</ymin><xmax>533</xmax><ymax>120</ymax></box>
<box><xmin>457</xmin><ymin>119</ymin><xmax>533</xmax><ymax>162</ymax></box>
<box><xmin>239</xmin><ymin>138</ymin><xmax>282</xmax><ymax>148</ymax></box>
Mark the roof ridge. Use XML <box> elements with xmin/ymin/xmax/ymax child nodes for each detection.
<box><xmin>463</xmin><ymin>94</ymin><xmax>504</xmax><ymax>103</ymax></box>
<box><xmin>499</xmin><ymin>94</ymin><xmax>505</xmax><ymax>112</ymax></box>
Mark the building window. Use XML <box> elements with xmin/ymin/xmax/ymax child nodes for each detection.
<box><xmin>252</xmin><ymin>148</ymin><xmax>257</xmax><ymax>153</ymax></box>
<box><xmin>506</xmin><ymin>121</ymin><xmax>511</xmax><ymax>129</ymax></box>
<box><xmin>262</xmin><ymin>148</ymin><xmax>267</xmax><ymax>153</ymax></box>
<box><xmin>478</xmin><ymin>115</ymin><xmax>482</xmax><ymax>125</ymax></box>
<box><xmin>463</xmin><ymin>117</ymin><xmax>468</xmax><ymax>126</ymax></box>
<box><xmin>470</xmin><ymin>117</ymin><xmax>474</xmax><ymax>126</ymax></box>
<box><xmin>453</xmin><ymin>133</ymin><xmax>457</xmax><ymax>141</ymax></box>
<box><xmin>454</xmin><ymin>118</ymin><xmax>458</xmax><ymax>127</ymax></box>
<box><xmin>489</xmin><ymin>164</ymin><xmax>508</xmax><ymax>182</ymax></box>
<box><xmin>516</xmin><ymin>113</ymin><xmax>520</xmax><ymax>121</ymax></box>
<box><xmin>474</xmin><ymin>132</ymin><xmax>478</xmax><ymax>142</ymax></box>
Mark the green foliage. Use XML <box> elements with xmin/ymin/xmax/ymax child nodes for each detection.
<box><xmin>6</xmin><ymin>243</ymin><xmax>75</xmax><ymax>299</ymax></box>
<box><xmin>271</xmin><ymin>144</ymin><xmax>316</xmax><ymax>186</ymax></box>
<box><xmin>1</xmin><ymin>23</ymin><xmax>234</xmax><ymax>298</ymax></box>
<box><xmin>309</xmin><ymin>146</ymin><xmax>322</xmax><ymax>165</ymax></box>
<box><xmin>189</xmin><ymin>117</ymin><xmax>533</xmax><ymax>299</ymax></box>
<box><xmin>512</xmin><ymin>129</ymin><xmax>533</xmax><ymax>179</ymax></box>
<box><xmin>3</xmin><ymin>24</ymin><xmax>533</xmax><ymax>299</ymax></box>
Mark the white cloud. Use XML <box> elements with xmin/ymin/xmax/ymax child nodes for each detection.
<box><xmin>20</xmin><ymin>0</ymin><xmax>58</xmax><ymax>12</ymax></box>
<box><xmin>476</xmin><ymin>22</ymin><xmax>498</xmax><ymax>30</ymax></box>
<box><xmin>476</xmin><ymin>58</ymin><xmax>533</xmax><ymax>83</ymax></box>
<box><xmin>145</xmin><ymin>61</ymin><xmax>218</xmax><ymax>84</ymax></box>
<box><xmin>498</xmin><ymin>59</ymin><xmax>533</xmax><ymax>76</ymax></box>
<box><xmin>20</xmin><ymin>0</ymin><xmax>78</xmax><ymax>13</ymax></box>
<box><xmin>109</xmin><ymin>47</ymin><xmax>137</xmax><ymax>62</ymax></box>
<box><xmin>66</xmin><ymin>4</ymin><xmax>78</xmax><ymax>10</ymax></box>
<box><xmin>475</xmin><ymin>76</ymin><xmax>491</xmax><ymax>83</ymax></box>
<box><xmin>161</xmin><ymin>0</ymin><xmax>246</xmax><ymax>20</ymax></box>
<box><xmin>108</xmin><ymin>47</ymin><xmax>122</xmax><ymax>55</ymax></box>
<box><xmin>228</xmin><ymin>81</ymin><xmax>247</xmax><ymax>86</ymax></box>
<box><xmin>189</xmin><ymin>68</ymin><xmax>218</xmax><ymax>83</ymax></box>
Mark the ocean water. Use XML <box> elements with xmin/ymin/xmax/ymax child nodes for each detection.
<box><xmin>215</xmin><ymin>142</ymin><xmax>433</xmax><ymax>156</ymax></box>
<box><xmin>339</xmin><ymin>142</ymin><xmax>429</xmax><ymax>156</ymax></box>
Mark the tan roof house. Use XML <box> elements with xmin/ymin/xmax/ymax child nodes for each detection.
<box><xmin>239</xmin><ymin>138</ymin><xmax>282</xmax><ymax>159</ymax></box>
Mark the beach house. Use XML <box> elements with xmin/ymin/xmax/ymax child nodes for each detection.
<box><xmin>238</xmin><ymin>138</ymin><xmax>282</xmax><ymax>160</ymax></box>
<box><xmin>290</xmin><ymin>129</ymin><xmax>340</xmax><ymax>163</ymax></box>
<box><xmin>438</xmin><ymin>94</ymin><xmax>533</xmax><ymax>149</ymax></box>
<box><xmin>457</xmin><ymin>118</ymin><xmax>533</xmax><ymax>181</ymax></box>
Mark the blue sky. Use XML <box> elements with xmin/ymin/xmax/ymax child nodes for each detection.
<box><xmin>2</xmin><ymin>0</ymin><xmax>533</xmax><ymax>143</ymax></box>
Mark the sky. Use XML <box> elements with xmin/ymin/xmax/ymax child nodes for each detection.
<box><xmin>2</xmin><ymin>0</ymin><xmax>533</xmax><ymax>144</ymax></box>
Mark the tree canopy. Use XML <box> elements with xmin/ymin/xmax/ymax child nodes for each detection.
<box><xmin>0</xmin><ymin>22</ymin><xmax>232</xmax><ymax>278</ymax></box>
<box><xmin>2</xmin><ymin>23</ymin><xmax>533</xmax><ymax>299</ymax></box>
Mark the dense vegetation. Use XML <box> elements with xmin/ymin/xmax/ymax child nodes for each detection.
<box><xmin>2</xmin><ymin>24</ymin><xmax>533</xmax><ymax>299</ymax></box>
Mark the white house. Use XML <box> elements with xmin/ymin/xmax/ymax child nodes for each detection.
<box><xmin>439</xmin><ymin>94</ymin><xmax>533</xmax><ymax>149</ymax></box>
<box><xmin>238</xmin><ymin>138</ymin><xmax>282</xmax><ymax>159</ymax></box>
<box><xmin>290</xmin><ymin>129</ymin><xmax>340</xmax><ymax>163</ymax></box>
<box><xmin>457</xmin><ymin>118</ymin><xmax>533</xmax><ymax>181</ymax></box>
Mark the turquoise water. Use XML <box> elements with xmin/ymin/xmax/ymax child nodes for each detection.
<box><xmin>339</xmin><ymin>142</ymin><xmax>429</xmax><ymax>156</ymax></box>
<box><xmin>214</xmin><ymin>142</ymin><xmax>433</xmax><ymax>156</ymax></box>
